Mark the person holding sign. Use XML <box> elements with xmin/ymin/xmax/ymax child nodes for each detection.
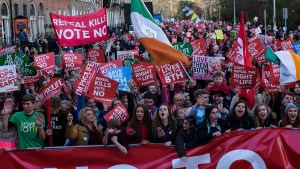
<box><xmin>1</xmin><ymin>94</ymin><xmax>46</xmax><ymax>150</ymax></box>
<box><xmin>66</xmin><ymin>107</ymin><xmax>103</xmax><ymax>146</ymax></box>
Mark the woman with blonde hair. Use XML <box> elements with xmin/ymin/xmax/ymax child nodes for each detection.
<box><xmin>66</xmin><ymin>107</ymin><xmax>103</xmax><ymax>145</ymax></box>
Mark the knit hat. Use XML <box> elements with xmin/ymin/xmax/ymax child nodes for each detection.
<box><xmin>285</xmin><ymin>103</ymin><xmax>298</xmax><ymax>114</ymax></box>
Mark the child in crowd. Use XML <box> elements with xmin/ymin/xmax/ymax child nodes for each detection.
<box><xmin>188</xmin><ymin>89</ymin><xmax>209</xmax><ymax>125</ymax></box>
<box><xmin>208</xmin><ymin>71</ymin><xmax>230</xmax><ymax>105</ymax></box>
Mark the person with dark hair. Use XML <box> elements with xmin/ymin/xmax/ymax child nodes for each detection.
<box><xmin>273</xmin><ymin>91</ymin><xmax>294</xmax><ymax>120</ymax></box>
<box><xmin>188</xmin><ymin>89</ymin><xmax>209</xmax><ymax>125</ymax></box>
<box><xmin>1</xmin><ymin>94</ymin><xmax>46</xmax><ymax>150</ymax></box>
<box><xmin>173</xmin><ymin>107</ymin><xmax>186</xmax><ymax>128</ymax></box>
<box><xmin>253</xmin><ymin>103</ymin><xmax>278</xmax><ymax>130</ymax></box>
<box><xmin>143</xmin><ymin>92</ymin><xmax>157</xmax><ymax>119</ymax></box>
<box><xmin>126</xmin><ymin>104</ymin><xmax>152</xmax><ymax>144</ymax></box>
<box><xmin>279</xmin><ymin>103</ymin><xmax>300</xmax><ymax>128</ymax></box>
<box><xmin>227</xmin><ymin>100</ymin><xmax>254</xmax><ymax>131</ymax></box>
<box><xmin>197</xmin><ymin>105</ymin><xmax>228</xmax><ymax>145</ymax></box>
<box><xmin>175</xmin><ymin>115</ymin><xmax>198</xmax><ymax>163</ymax></box>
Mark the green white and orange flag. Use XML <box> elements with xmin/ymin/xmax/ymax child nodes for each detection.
<box><xmin>130</xmin><ymin>0</ymin><xmax>189</xmax><ymax>65</ymax></box>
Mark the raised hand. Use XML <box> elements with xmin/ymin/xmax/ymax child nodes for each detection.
<box><xmin>35</xmin><ymin>113</ymin><xmax>43</xmax><ymax>128</ymax></box>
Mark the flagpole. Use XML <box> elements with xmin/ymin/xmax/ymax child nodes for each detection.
<box><xmin>178</xmin><ymin>61</ymin><xmax>192</xmax><ymax>81</ymax></box>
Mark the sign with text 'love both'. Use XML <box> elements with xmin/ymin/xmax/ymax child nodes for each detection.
<box><xmin>156</xmin><ymin>62</ymin><xmax>185</xmax><ymax>85</ymax></box>
<box><xmin>230</xmin><ymin>63</ymin><xmax>258</xmax><ymax>88</ymax></box>
<box><xmin>50</xmin><ymin>8</ymin><xmax>108</xmax><ymax>47</ymax></box>
<box><xmin>88</xmin><ymin>74</ymin><xmax>118</xmax><ymax>105</ymax></box>
<box><xmin>106</xmin><ymin>66</ymin><xmax>131</xmax><ymax>92</ymax></box>
<box><xmin>132</xmin><ymin>63</ymin><xmax>156</xmax><ymax>86</ymax></box>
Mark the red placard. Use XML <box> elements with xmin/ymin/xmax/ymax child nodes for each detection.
<box><xmin>273</xmin><ymin>39</ymin><xmax>282</xmax><ymax>51</ymax></box>
<box><xmin>23</xmin><ymin>74</ymin><xmax>41</xmax><ymax>88</ymax></box>
<box><xmin>62</xmin><ymin>52</ymin><xmax>82</xmax><ymax>71</ymax></box>
<box><xmin>88</xmin><ymin>74</ymin><xmax>119</xmax><ymax>105</ymax></box>
<box><xmin>248</xmin><ymin>37</ymin><xmax>267</xmax><ymax>63</ymax></box>
<box><xmin>38</xmin><ymin>78</ymin><xmax>64</xmax><ymax>104</ymax></box>
<box><xmin>94</xmin><ymin>59</ymin><xmax>123</xmax><ymax>75</ymax></box>
<box><xmin>281</xmin><ymin>37</ymin><xmax>294</xmax><ymax>51</ymax></box>
<box><xmin>132</xmin><ymin>63</ymin><xmax>156</xmax><ymax>86</ymax></box>
<box><xmin>85</xmin><ymin>49</ymin><xmax>105</xmax><ymax>63</ymax></box>
<box><xmin>269</xmin><ymin>62</ymin><xmax>280</xmax><ymax>84</ymax></box>
<box><xmin>104</xmin><ymin>103</ymin><xmax>129</xmax><ymax>124</ymax></box>
<box><xmin>230</xmin><ymin>63</ymin><xmax>258</xmax><ymax>88</ymax></box>
<box><xmin>50</xmin><ymin>8</ymin><xmax>108</xmax><ymax>47</ymax></box>
<box><xmin>126</xmin><ymin>50</ymin><xmax>139</xmax><ymax>56</ymax></box>
<box><xmin>156</xmin><ymin>62</ymin><xmax>186</xmax><ymax>85</ymax></box>
<box><xmin>190</xmin><ymin>38</ymin><xmax>207</xmax><ymax>56</ymax></box>
<box><xmin>117</xmin><ymin>51</ymin><xmax>134</xmax><ymax>60</ymax></box>
<box><xmin>0</xmin><ymin>129</ymin><xmax>300</xmax><ymax>169</ymax></box>
<box><xmin>225</xmin><ymin>43</ymin><xmax>238</xmax><ymax>62</ymax></box>
<box><xmin>34</xmin><ymin>52</ymin><xmax>55</xmax><ymax>75</ymax></box>
<box><xmin>74</xmin><ymin>62</ymin><xmax>97</xmax><ymax>95</ymax></box>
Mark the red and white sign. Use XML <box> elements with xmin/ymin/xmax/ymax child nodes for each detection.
<box><xmin>248</xmin><ymin>37</ymin><xmax>267</xmax><ymax>64</ymax></box>
<box><xmin>193</xmin><ymin>56</ymin><xmax>224</xmax><ymax>80</ymax></box>
<box><xmin>23</xmin><ymin>74</ymin><xmax>41</xmax><ymax>88</ymax></box>
<box><xmin>74</xmin><ymin>63</ymin><xmax>96</xmax><ymax>95</ymax></box>
<box><xmin>34</xmin><ymin>52</ymin><xmax>55</xmax><ymax>75</ymax></box>
<box><xmin>269</xmin><ymin>62</ymin><xmax>280</xmax><ymax>84</ymax></box>
<box><xmin>230</xmin><ymin>63</ymin><xmax>258</xmax><ymax>88</ymax></box>
<box><xmin>38</xmin><ymin>78</ymin><xmax>64</xmax><ymax>104</ymax></box>
<box><xmin>94</xmin><ymin>59</ymin><xmax>122</xmax><ymax>75</ymax></box>
<box><xmin>126</xmin><ymin>50</ymin><xmax>139</xmax><ymax>56</ymax></box>
<box><xmin>62</xmin><ymin>52</ymin><xmax>82</xmax><ymax>71</ymax></box>
<box><xmin>0</xmin><ymin>46</ymin><xmax>16</xmax><ymax>57</ymax></box>
<box><xmin>88</xmin><ymin>74</ymin><xmax>119</xmax><ymax>105</ymax></box>
<box><xmin>50</xmin><ymin>8</ymin><xmax>108</xmax><ymax>47</ymax></box>
<box><xmin>281</xmin><ymin>37</ymin><xmax>294</xmax><ymax>51</ymax></box>
<box><xmin>225</xmin><ymin>43</ymin><xmax>238</xmax><ymax>62</ymax></box>
<box><xmin>117</xmin><ymin>51</ymin><xmax>134</xmax><ymax>60</ymax></box>
<box><xmin>190</xmin><ymin>38</ymin><xmax>207</xmax><ymax>56</ymax></box>
<box><xmin>0</xmin><ymin>65</ymin><xmax>18</xmax><ymax>92</ymax></box>
<box><xmin>104</xmin><ymin>103</ymin><xmax>129</xmax><ymax>124</ymax></box>
<box><xmin>85</xmin><ymin>49</ymin><xmax>105</xmax><ymax>63</ymax></box>
<box><xmin>156</xmin><ymin>62</ymin><xmax>186</xmax><ymax>85</ymax></box>
<box><xmin>132</xmin><ymin>63</ymin><xmax>156</xmax><ymax>86</ymax></box>
<box><xmin>0</xmin><ymin>129</ymin><xmax>299</xmax><ymax>169</ymax></box>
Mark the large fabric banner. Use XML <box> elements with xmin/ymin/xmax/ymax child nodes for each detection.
<box><xmin>50</xmin><ymin>8</ymin><xmax>108</xmax><ymax>47</ymax></box>
<box><xmin>0</xmin><ymin>129</ymin><xmax>299</xmax><ymax>169</ymax></box>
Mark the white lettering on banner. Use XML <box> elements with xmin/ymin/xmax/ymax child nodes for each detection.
<box><xmin>172</xmin><ymin>153</ymin><xmax>210</xmax><ymax>169</ymax></box>
<box><xmin>109</xmin><ymin>165</ymin><xmax>138</xmax><ymax>169</ymax></box>
<box><xmin>216</xmin><ymin>149</ymin><xmax>266</xmax><ymax>169</ymax></box>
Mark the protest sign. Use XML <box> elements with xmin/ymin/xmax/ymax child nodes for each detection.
<box><xmin>88</xmin><ymin>74</ymin><xmax>119</xmax><ymax>105</ymax></box>
<box><xmin>34</xmin><ymin>52</ymin><xmax>55</xmax><ymax>75</ymax></box>
<box><xmin>94</xmin><ymin>59</ymin><xmax>123</xmax><ymax>75</ymax></box>
<box><xmin>190</xmin><ymin>38</ymin><xmax>207</xmax><ymax>56</ymax></box>
<box><xmin>123</xmin><ymin>58</ymin><xmax>137</xmax><ymax>67</ymax></box>
<box><xmin>0</xmin><ymin>65</ymin><xmax>18</xmax><ymax>92</ymax></box>
<box><xmin>273</xmin><ymin>39</ymin><xmax>282</xmax><ymax>51</ymax></box>
<box><xmin>0</xmin><ymin>46</ymin><xmax>16</xmax><ymax>57</ymax></box>
<box><xmin>262</xmin><ymin>67</ymin><xmax>278</xmax><ymax>93</ymax></box>
<box><xmin>106</xmin><ymin>67</ymin><xmax>132</xmax><ymax>92</ymax></box>
<box><xmin>38</xmin><ymin>78</ymin><xmax>64</xmax><ymax>104</ymax></box>
<box><xmin>75</xmin><ymin>62</ymin><xmax>97</xmax><ymax>95</ymax></box>
<box><xmin>225</xmin><ymin>44</ymin><xmax>238</xmax><ymax>62</ymax></box>
<box><xmin>269</xmin><ymin>62</ymin><xmax>280</xmax><ymax>84</ymax></box>
<box><xmin>172</xmin><ymin>42</ymin><xmax>193</xmax><ymax>57</ymax></box>
<box><xmin>132</xmin><ymin>63</ymin><xmax>156</xmax><ymax>86</ymax></box>
<box><xmin>50</xmin><ymin>8</ymin><xmax>108</xmax><ymax>47</ymax></box>
<box><xmin>293</xmin><ymin>42</ymin><xmax>300</xmax><ymax>55</ymax></box>
<box><xmin>62</xmin><ymin>52</ymin><xmax>82</xmax><ymax>71</ymax></box>
<box><xmin>23</xmin><ymin>74</ymin><xmax>42</xmax><ymax>88</ymax></box>
<box><xmin>117</xmin><ymin>51</ymin><xmax>134</xmax><ymax>60</ymax></box>
<box><xmin>193</xmin><ymin>56</ymin><xmax>224</xmax><ymax>80</ymax></box>
<box><xmin>156</xmin><ymin>62</ymin><xmax>185</xmax><ymax>85</ymax></box>
<box><xmin>104</xmin><ymin>103</ymin><xmax>129</xmax><ymax>124</ymax></box>
<box><xmin>230</xmin><ymin>63</ymin><xmax>258</xmax><ymax>88</ymax></box>
<box><xmin>85</xmin><ymin>49</ymin><xmax>105</xmax><ymax>63</ymax></box>
<box><xmin>248</xmin><ymin>37</ymin><xmax>267</xmax><ymax>64</ymax></box>
<box><xmin>126</xmin><ymin>50</ymin><xmax>139</xmax><ymax>56</ymax></box>
<box><xmin>215</xmin><ymin>30</ymin><xmax>224</xmax><ymax>40</ymax></box>
<box><xmin>0</xmin><ymin>53</ymin><xmax>37</xmax><ymax>76</ymax></box>
<box><xmin>281</xmin><ymin>38</ymin><xmax>294</xmax><ymax>51</ymax></box>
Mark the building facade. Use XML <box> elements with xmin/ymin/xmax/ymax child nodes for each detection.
<box><xmin>0</xmin><ymin>0</ymin><xmax>101</xmax><ymax>46</ymax></box>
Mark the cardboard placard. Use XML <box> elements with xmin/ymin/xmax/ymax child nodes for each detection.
<box><xmin>106</xmin><ymin>67</ymin><xmax>132</xmax><ymax>92</ymax></box>
<box><xmin>85</xmin><ymin>49</ymin><xmax>105</xmax><ymax>63</ymax></box>
<box><xmin>38</xmin><ymin>78</ymin><xmax>64</xmax><ymax>104</ymax></box>
<box><xmin>248</xmin><ymin>37</ymin><xmax>267</xmax><ymax>64</ymax></box>
<box><xmin>230</xmin><ymin>63</ymin><xmax>258</xmax><ymax>88</ymax></box>
<box><xmin>193</xmin><ymin>55</ymin><xmax>224</xmax><ymax>80</ymax></box>
<box><xmin>94</xmin><ymin>59</ymin><xmax>123</xmax><ymax>75</ymax></box>
<box><xmin>62</xmin><ymin>52</ymin><xmax>82</xmax><ymax>71</ymax></box>
<box><xmin>132</xmin><ymin>63</ymin><xmax>156</xmax><ymax>86</ymax></box>
<box><xmin>75</xmin><ymin>62</ymin><xmax>97</xmax><ymax>95</ymax></box>
<box><xmin>117</xmin><ymin>51</ymin><xmax>134</xmax><ymax>60</ymax></box>
<box><xmin>156</xmin><ymin>62</ymin><xmax>186</xmax><ymax>85</ymax></box>
<box><xmin>34</xmin><ymin>52</ymin><xmax>55</xmax><ymax>75</ymax></box>
<box><xmin>0</xmin><ymin>65</ymin><xmax>18</xmax><ymax>92</ymax></box>
<box><xmin>104</xmin><ymin>104</ymin><xmax>129</xmax><ymax>124</ymax></box>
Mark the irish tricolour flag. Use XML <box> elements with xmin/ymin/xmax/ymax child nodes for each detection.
<box><xmin>130</xmin><ymin>0</ymin><xmax>189</xmax><ymax>65</ymax></box>
<box><xmin>267</xmin><ymin>50</ymin><xmax>300</xmax><ymax>84</ymax></box>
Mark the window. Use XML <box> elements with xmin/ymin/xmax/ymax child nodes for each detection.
<box><xmin>23</xmin><ymin>5</ymin><xmax>27</xmax><ymax>17</ymax></box>
<box><xmin>14</xmin><ymin>4</ymin><xmax>19</xmax><ymax>17</ymax></box>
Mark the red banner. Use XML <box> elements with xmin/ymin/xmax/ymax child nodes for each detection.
<box><xmin>88</xmin><ymin>74</ymin><xmax>119</xmax><ymax>105</ymax></box>
<box><xmin>230</xmin><ymin>63</ymin><xmax>258</xmax><ymax>88</ymax></box>
<box><xmin>104</xmin><ymin>103</ymin><xmax>129</xmax><ymax>124</ymax></box>
<box><xmin>85</xmin><ymin>49</ymin><xmax>105</xmax><ymax>63</ymax></box>
<box><xmin>38</xmin><ymin>78</ymin><xmax>63</xmax><ymax>104</ymax></box>
<box><xmin>62</xmin><ymin>52</ymin><xmax>82</xmax><ymax>71</ymax></box>
<box><xmin>190</xmin><ymin>38</ymin><xmax>207</xmax><ymax>56</ymax></box>
<box><xmin>132</xmin><ymin>63</ymin><xmax>156</xmax><ymax>86</ymax></box>
<box><xmin>156</xmin><ymin>62</ymin><xmax>186</xmax><ymax>85</ymax></box>
<box><xmin>75</xmin><ymin>63</ymin><xmax>96</xmax><ymax>95</ymax></box>
<box><xmin>248</xmin><ymin>37</ymin><xmax>267</xmax><ymax>64</ymax></box>
<box><xmin>34</xmin><ymin>52</ymin><xmax>55</xmax><ymax>75</ymax></box>
<box><xmin>0</xmin><ymin>129</ymin><xmax>299</xmax><ymax>169</ymax></box>
<box><xmin>50</xmin><ymin>8</ymin><xmax>108</xmax><ymax>47</ymax></box>
<box><xmin>94</xmin><ymin>59</ymin><xmax>123</xmax><ymax>75</ymax></box>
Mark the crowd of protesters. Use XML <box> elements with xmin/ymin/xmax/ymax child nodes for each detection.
<box><xmin>1</xmin><ymin>19</ymin><xmax>300</xmax><ymax>162</ymax></box>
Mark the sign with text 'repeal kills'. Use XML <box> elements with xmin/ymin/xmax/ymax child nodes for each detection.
<box><xmin>132</xmin><ymin>63</ymin><xmax>156</xmax><ymax>86</ymax></box>
<box><xmin>34</xmin><ymin>52</ymin><xmax>55</xmax><ymax>75</ymax></box>
<box><xmin>85</xmin><ymin>49</ymin><xmax>105</xmax><ymax>63</ymax></box>
<box><xmin>94</xmin><ymin>59</ymin><xmax>123</xmax><ymax>75</ymax></box>
<box><xmin>62</xmin><ymin>52</ymin><xmax>82</xmax><ymax>71</ymax></box>
<box><xmin>230</xmin><ymin>63</ymin><xmax>258</xmax><ymax>88</ymax></box>
<box><xmin>50</xmin><ymin>8</ymin><xmax>108</xmax><ymax>47</ymax></box>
